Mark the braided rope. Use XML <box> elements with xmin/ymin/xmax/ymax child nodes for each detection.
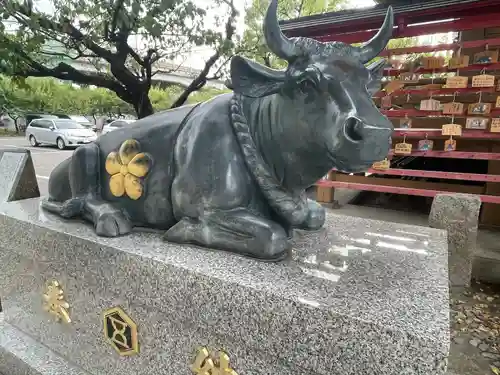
<box><xmin>229</xmin><ymin>94</ymin><xmax>308</xmax><ymax>226</ymax></box>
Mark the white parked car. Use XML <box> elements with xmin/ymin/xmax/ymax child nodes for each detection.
<box><xmin>26</xmin><ymin>118</ymin><xmax>97</xmax><ymax>150</ymax></box>
<box><xmin>101</xmin><ymin>119</ymin><xmax>135</xmax><ymax>135</ymax></box>
<box><xmin>67</xmin><ymin>115</ymin><xmax>95</xmax><ymax>131</ymax></box>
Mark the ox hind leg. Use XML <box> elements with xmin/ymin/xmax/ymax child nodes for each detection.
<box><xmin>41</xmin><ymin>143</ymin><xmax>132</xmax><ymax>237</ymax></box>
<box><xmin>164</xmin><ymin>208</ymin><xmax>289</xmax><ymax>261</ymax></box>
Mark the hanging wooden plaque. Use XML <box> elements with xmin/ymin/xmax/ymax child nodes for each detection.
<box><xmin>442</xmin><ymin>102</ymin><xmax>465</xmax><ymax>115</ymax></box>
<box><xmin>472</xmin><ymin>74</ymin><xmax>495</xmax><ymax>88</ymax></box>
<box><xmin>465</xmin><ymin>117</ymin><xmax>489</xmax><ymax>130</ymax></box>
<box><xmin>399</xmin><ymin>118</ymin><xmax>412</xmax><ymax>129</ymax></box>
<box><xmin>468</xmin><ymin>102</ymin><xmax>492</xmax><ymax>115</ymax></box>
<box><xmin>381</xmin><ymin>95</ymin><xmax>392</xmax><ymax>109</ymax></box>
<box><xmin>444</xmin><ymin>139</ymin><xmax>457</xmax><ymax>151</ymax></box>
<box><xmin>372</xmin><ymin>159</ymin><xmax>390</xmax><ymax>170</ymax></box>
<box><xmin>420</xmin><ymin>99</ymin><xmax>441</xmax><ymax>111</ymax></box>
<box><xmin>384</xmin><ymin>81</ymin><xmax>404</xmax><ymax>94</ymax></box>
<box><xmin>490</xmin><ymin>118</ymin><xmax>500</xmax><ymax>133</ymax></box>
<box><xmin>473</xmin><ymin>50</ymin><xmax>499</xmax><ymax>64</ymax></box>
<box><xmin>445</xmin><ymin>76</ymin><xmax>468</xmax><ymax>88</ymax></box>
<box><xmin>394</xmin><ymin>142</ymin><xmax>412</xmax><ymax>155</ymax></box>
<box><xmin>442</xmin><ymin>124</ymin><xmax>462</xmax><ymax>136</ymax></box>
<box><xmin>400</xmin><ymin>73</ymin><xmax>419</xmax><ymax>84</ymax></box>
<box><xmin>496</xmin><ymin>96</ymin><xmax>500</xmax><ymax>108</ymax></box>
<box><xmin>448</xmin><ymin>55</ymin><xmax>470</xmax><ymax>69</ymax></box>
<box><xmin>418</xmin><ymin>139</ymin><xmax>434</xmax><ymax>151</ymax></box>
<box><xmin>419</xmin><ymin>84</ymin><xmax>442</xmax><ymax>90</ymax></box>
<box><xmin>422</xmin><ymin>56</ymin><xmax>445</xmax><ymax>69</ymax></box>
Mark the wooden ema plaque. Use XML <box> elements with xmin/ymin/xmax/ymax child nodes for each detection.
<box><xmin>445</xmin><ymin>76</ymin><xmax>468</xmax><ymax>89</ymax></box>
<box><xmin>400</xmin><ymin>73</ymin><xmax>419</xmax><ymax>84</ymax></box>
<box><xmin>473</xmin><ymin>50</ymin><xmax>499</xmax><ymax>64</ymax></box>
<box><xmin>468</xmin><ymin>102</ymin><xmax>492</xmax><ymax>115</ymax></box>
<box><xmin>422</xmin><ymin>56</ymin><xmax>445</xmax><ymax>69</ymax></box>
<box><xmin>448</xmin><ymin>55</ymin><xmax>470</xmax><ymax>69</ymax></box>
<box><xmin>466</xmin><ymin>117</ymin><xmax>489</xmax><ymax>130</ymax></box>
<box><xmin>442</xmin><ymin>124</ymin><xmax>462</xmax><ymax>136</ymax></box>
<box><xmin>420</xmin><ymin>99</ymin><xmax>440</xmax><ymax>111</ymax></box>
<box><xmin>384</xmin><ymin>81</ymin><xmax>404</xmax><ymax>94</ymax></box>
<box><xmin>394</xmin><ymin>142</ymin><xmax>412</xmax><ymax>155</ymax></box>
<box><xmin>496</xmin><ymin>96</ymin><xmax>500</xmax><ymax>108</ymax></box>
<box><xmin>445</xmin><ymin>139</ymin><xmax>457</xmax><ymax>151</ymax></box>
<box><xmin>372</xmin><ymin>159</ymin><xmax>390</xmax><ymax>170</ymax></box>
<box><xmin>491</xmin><ymin>118</ymin><xmax>500</xmax><ymax>133</ymax></box>
<box><xmin>442</xmin><ymin>102</ymin><xmax>464</xmax><ymax>115</ymax></box>
<box><xmin>399</xmin><ymin>118</ymin><xmax>412</xmax><ymax>129</ymax></box>
<box><xmin>472</xmin><ymin>74</ymin><xmax>495</xmax><ymax>88</ymax></box>
<box><xmin>418</xmin><ymin>139</ymin><xmax>434</xmax><ymax>151</ymax></box>
<box><xmin>381</xmin><ymin>95</ymin><xmax>392</xmax><ymax>109</ymax></box>
<box><xmin>419</xmin><ymin>84</ymin><xmax>442</xmax><ymax>90</ymax></box>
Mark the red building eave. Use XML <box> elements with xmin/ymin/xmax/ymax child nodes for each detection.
<box><xmin>280</xmin><ymin>0</ymin><xmax>500</xmax><ymax>44</ymax></box>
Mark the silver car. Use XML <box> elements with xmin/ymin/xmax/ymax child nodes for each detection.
<box><xmin>101</xmin><ymin>119</ymin><xmax>135</xmax><ymax>135</ymax></box>
<box><xmin>26</xmin><ymin>118</ymin><xmax>98</xmax><ymax>150</ymax></box>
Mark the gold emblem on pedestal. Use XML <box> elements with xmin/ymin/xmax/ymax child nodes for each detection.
<box><xmin>103</xmin><ymin>306</ymin><xmax>139</xmax><ymax>356</ymax></box>
<box><xmin>42</xmin><ymin>280</ymin><xmax>71</xmax><ymax>323</ymax></box>
<box><xmin>191</xmin><ymin>347</ymin><xmax>238</xmax><ymax>375</ymax></box>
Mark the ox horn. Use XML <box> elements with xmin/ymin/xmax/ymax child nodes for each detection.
<box><xmin>263</xmin><ymin>0</ymin><xmax>298</xmax><ymax>61</ymax></box>
<box><xmin>357</xmin><ymin>6</ymin><xmax>394</xmax><ymax>64</ymax></box>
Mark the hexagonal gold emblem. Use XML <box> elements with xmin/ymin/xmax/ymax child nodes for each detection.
<box><xmin>103</xmin><ymin>306</ymin><xmax>139</xmax><ymax>356</ymax></box>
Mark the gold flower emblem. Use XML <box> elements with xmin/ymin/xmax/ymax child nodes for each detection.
<box><xmin>105</xmin><ymin>139</ymin><xmax>152</xmax><ymax>200</ymax></box>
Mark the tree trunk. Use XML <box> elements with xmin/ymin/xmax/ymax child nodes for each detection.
<box><xmin>132</xmin><ymin>91</ymin><xmax>154</xmax><ymax>119</ymax></box>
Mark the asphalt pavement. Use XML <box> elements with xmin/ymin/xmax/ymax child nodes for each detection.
<box><xmin>0</xmin><ymin>136</ymin><xmax>73</xmax><ymax>196</ymax></box>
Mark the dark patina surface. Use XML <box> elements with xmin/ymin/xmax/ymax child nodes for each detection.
<box><xmin>41</xmin><ymin>0</ymin><xmax>394</xmax><ymax>260</ymax></box>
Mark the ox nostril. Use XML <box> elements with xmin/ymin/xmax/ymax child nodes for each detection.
<box><xmin>344</xmin><ymin>117</ymin><xmax>363</xmax><ymax>142</ymax></box>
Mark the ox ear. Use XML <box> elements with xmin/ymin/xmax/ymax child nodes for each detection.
<box><xmin>230</xmin><ymin>56</ymin><xmax>286</xmax><ymax>98</ymax></box>
<box><xmin>366</xmin><ymin>58</ymin><xmax>387</xmax><ymax>96</ymax></box>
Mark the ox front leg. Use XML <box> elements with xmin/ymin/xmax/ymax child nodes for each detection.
<box><xmin>164</xmin><ymin>208</ymin><xmax>289</xmax><ymax>261</ymax></box>
<box><xmin>296</xmin><ymin>199</ymin><xmax>326</xmax><ymax>231</ymax></box>
<box><xmin>42</xmin><ymin>143</ymin><xmax>132</xmax><ymax>237</ymax></box>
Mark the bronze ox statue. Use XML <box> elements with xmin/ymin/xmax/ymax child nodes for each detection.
<box><xmin>42</xmin><ymin>0</ymin><xmax>394</xmax><ymax>261</ymax></box>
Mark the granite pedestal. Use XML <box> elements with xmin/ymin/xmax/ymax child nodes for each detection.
<box><xmin>429</xmin><ymin>193</ymin><xmax>481</xmax><ymax>287</ymax></box>
<box><xmin>0</xmin><ymin>198</ymin><xmax>450</xmax><ymax>375</ymax></box>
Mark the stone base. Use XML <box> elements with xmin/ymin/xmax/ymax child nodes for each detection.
<box><xmin>0</xmin><ymin>317</ymin><xmax>88</xmax><ymax>375</ymax></box>
<box><xmin>0</xmin><ymin>198</ymin><xmax>450</xmax><ymax>375</ymax></box>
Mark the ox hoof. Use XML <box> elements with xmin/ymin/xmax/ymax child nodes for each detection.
<box><xmin>59</xmin><ymin>198</ymin><xmax>85</xmax><ymax>218</ymax></box>
<box><xmin>258</xmin><ymin>230</ymin><xmax>289</xmax><ymax>261</ymax></box>
<box><xmin>299</xmin><ymin>199</ymin><xmax>325</xmax><ymax>230</ymax></box>
<box><xmin>95</xmin><ymin>209</ymin><xmax>132</xmax><ymax>237</ymax></box>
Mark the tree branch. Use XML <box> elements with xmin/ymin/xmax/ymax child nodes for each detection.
<box><xmin>170</xmin><ymin>0</ymin><xmax>237</xmax><ymax>108</ymax></box>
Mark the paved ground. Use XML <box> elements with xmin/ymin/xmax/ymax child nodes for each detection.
<box><xmin>1</xmin><ymin>136</ymin><xmax>500</xmax><ymax>374</ymax></box>
<box><xmin>0</xmin><ymin>136</ymin><xmax>73</xmax><ymax>196</ymax></box>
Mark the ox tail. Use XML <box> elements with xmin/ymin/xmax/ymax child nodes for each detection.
<box><xmin>229</xmin><ymin>94</ymin><xmax>308</xmax><ymax>226</ymax></box>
